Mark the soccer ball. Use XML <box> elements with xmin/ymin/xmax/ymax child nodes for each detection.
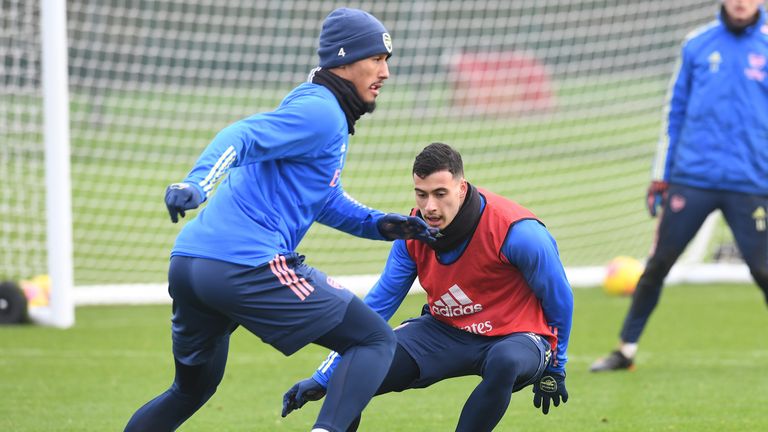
<box><xmin>20</xmin><ymin>274</ymin><xmax>51</xmax><ymax>308</ymax></box>
<box><xmin>602</xmin><ymin>256</ymin><xmax>643</xmax><ymax>296</ymax></box>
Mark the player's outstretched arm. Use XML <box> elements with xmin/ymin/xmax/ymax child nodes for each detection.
<box><xmin>317</xmin><ymin>187</ymin><xmax>438</xmax><ymax>242</ymax></box>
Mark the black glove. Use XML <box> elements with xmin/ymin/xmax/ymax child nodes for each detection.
<box><xmin>165</xmin><ymin>183</ymin><xmax>202</xmax><ymax>223</ymax></box>
<box><xmin>532</xmin><ymin>372</ymin><xmax>568</xmax><ymax>415</ymax></box>
<box><xmin>646</xmin><ymin>180</ymin><xmax>668</xmax><ymax>218</ymax></box>
<box><xmin>281</xmin><ymin>378</ymin><xmax>327</xmax><ymax>418</ymax></box>
<box><xmin>377</xmin><ymin>213</ymin><xmax>439</xmax><ymax>243</ymax></box>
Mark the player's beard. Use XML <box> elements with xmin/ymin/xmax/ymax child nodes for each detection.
<box><xmin>310</xmin><ymin>68</ymin><xmax>370</xmax><ymax>135</ymax></box>
<box><xmin>721</xmin><ymin>4</ymin><xmax>759</xmax><ymax>33</ymax></box>
<box><xmin>419</xmin><ymin>183</ymin><xmax>482</xmax><ymax>253</ymax></box>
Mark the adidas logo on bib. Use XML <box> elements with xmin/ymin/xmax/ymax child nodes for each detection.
<box><xmin>431</xmin><ymin>284</ymin><xmax>483</xmax><ymax>317</ymax></box>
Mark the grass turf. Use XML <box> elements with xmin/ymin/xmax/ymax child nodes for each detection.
<box><xmin>1</xmin><ymin>283</ymin><xmax>766</xmax><ymax>431</ymax></box>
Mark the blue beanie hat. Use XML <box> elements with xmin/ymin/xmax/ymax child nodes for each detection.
<box><xmin>317</xmin><ymin>8</ymin><xmax>392</xmax><ymax>68</ymax></box>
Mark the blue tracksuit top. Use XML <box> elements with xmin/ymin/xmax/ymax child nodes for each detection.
<box><xmin>171</xmin><ymin>81</ymin><xmax>387</xmax><ymax>266</ymax></box>
<box><xmin>653</xmin><ymin>7</ymin><xmax>768</xmax><ymax>195</ymax></box>
<box><xmin>312</xmin><ymin>197</ymin><xmax>573</xmax><ymax>385</ymax></box>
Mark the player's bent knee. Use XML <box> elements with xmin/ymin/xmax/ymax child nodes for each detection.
<box><xmin>365</xmin><ymin>313</ymin><xmax>397</xmax><ymax>356</ymax></box>
<box><xmin>171</xmin><ymin>360</ymin><xmax>222</xmax><ymax>404</ymax></box>
<box><xmin>483</xmin><ymin>355</ymin><xmax>524</xmax><ymax>388</ymax></box>
<box><xmin>483</xmin><ymin>365</ymin><xmax>518</xmax><ymax>388</ymax></box>
<box><xmin>314</xmin><ymin>297</ymin><xmax>396</xmax><ymax>357</ymax></box>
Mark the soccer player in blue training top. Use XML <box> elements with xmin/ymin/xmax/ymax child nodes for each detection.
<box><xmin>590</xmin><ymin>0</ymin><xmax>768</xmax><ymax>372</ymax></box>
<box><xmin>281</xmin><ymin>143</ymin><xmax>573</xmax><ymax>432</ymax></box>
<box><xmin>123</xmin><ymin>8</ymin><xmax>438</xmax><ymax>432</ymax></box>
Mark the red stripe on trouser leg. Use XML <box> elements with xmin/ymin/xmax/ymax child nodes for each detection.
<box><xmin>269</xmin><ymin>255</ymin><xmax>306</xmax><ymax>300</ymax></box>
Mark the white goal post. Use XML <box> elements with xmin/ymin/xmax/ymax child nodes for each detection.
<box><xmin>36</xmin><ymin>0</ymin><xmax>74</xmax><ymax>327</ymax></box>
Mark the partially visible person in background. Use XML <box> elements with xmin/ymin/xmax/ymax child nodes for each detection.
<box><xmin>591</xmin><ymin>0</ymin><xmax>768</xmax><ymax>372</ymax></box>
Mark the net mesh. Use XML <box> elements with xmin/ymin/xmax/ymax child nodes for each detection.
<box><xmin>2</xmin><ymin>0</ymin><xmax>718</xmax><ymax>285</ymax></box>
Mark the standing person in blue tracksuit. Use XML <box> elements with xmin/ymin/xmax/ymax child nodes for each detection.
<box><xmin>124</xmin><ymin>8</ymin><xmax>437</xmax><ymax>432</ymax></box>
<box><xmin>591</xmin><ymin>0</ymin><xmax>768</xmax><ymax>372</ymax></box>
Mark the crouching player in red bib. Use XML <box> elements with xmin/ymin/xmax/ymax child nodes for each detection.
<box><xmin>282</xmin><ymin>143</ymin><xmax>574</xmax><ymax>431</ymax></box>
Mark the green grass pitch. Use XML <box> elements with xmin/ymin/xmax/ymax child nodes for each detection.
<box><xmin>1</xmin><ymin>283</ymin><xmax>766</xmax><ymax>431</ymax></box>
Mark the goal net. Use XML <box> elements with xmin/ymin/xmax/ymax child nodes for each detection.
<box><xmin>2</xmin><ymin>0</ymin><xmax>750</xmax><ymax>314</ymax></box>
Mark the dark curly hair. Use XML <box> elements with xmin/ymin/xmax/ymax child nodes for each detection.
<box><xmin>412</xmin><ymin>142</ymin><xmax>464</xmax><ymax>179</ymax></box>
